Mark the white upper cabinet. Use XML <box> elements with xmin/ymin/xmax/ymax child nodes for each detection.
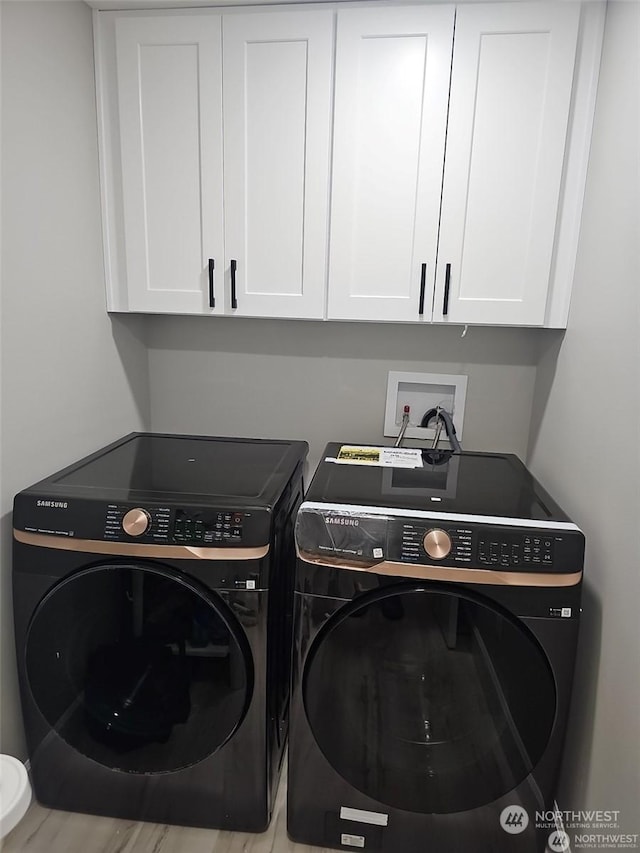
<box><xmin>223</xmin><ymin>11</ymin><xmax>333</xmax><ymax>319</ymax></box>
<box><xmin>96</xmin><ymin>2</ymin><xmax>604</xmax><ymax>327</ymax></box>
<box><xmin>115</xmin><ymin>15</ymin><xmax>224</xmax><ymax>313</ymax></box>
<box><xmin>97</xmin><ymin>7</ymin><xmax>333</xmax><ymax>317</ymax></box>
<box><xmin>435</xmin><ymin>3</ymin><xmax>581</xmax><ymax>326</ymax></box>
<box><xmin>327</xmin><ymin>6</ymin><xmax>455</xmax><ymax>322</ymax></box>
<box><xmin>328</xmin><ymin>1</ymin><xmax>585</xmax><ymax>325</ymax></box>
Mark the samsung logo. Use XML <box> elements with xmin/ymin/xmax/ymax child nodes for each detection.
<box><xmin>36</xmin><ymin>500</ymin><xmax>68</xmax><ymax>509</ymax></box>
<box><xmin>326</xmin><ymin>516</ymin><xmax>359</xmax><ymax>527</ymax></box>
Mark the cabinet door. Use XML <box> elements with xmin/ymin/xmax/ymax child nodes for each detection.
<box><xmin>222</xmin><ymin>10</ymin><xmax>333</xmax><ymax>319</ymax></box>
<box><xmin>327</xmin><ymin>6</ymin><xmax>454</xmax><ymax>323</ymax></box>
<box><xmin>115</xmin><ymin>15</ymin><xmax>224</xmax><ymax>313</ymax></box>
<box><xmin>435</xmin><ymin>3</ymin><xmax>580</xmax><ymax>326</ymax></box>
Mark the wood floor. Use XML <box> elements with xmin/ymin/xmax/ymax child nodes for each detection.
<box><xmin>2</xmin><ymin>765</ymin><xmax>332</xmax><ymax>853</ymax></box>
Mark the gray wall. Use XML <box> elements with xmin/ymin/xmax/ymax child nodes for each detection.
<box><xmin>0</xmin><ymin>1</ymin><xmax>150</xmax><ymax>757</ymax></box>
<box><xmin>148</xmin><ymin>317</ymin><xmax>542</xmax><ymax>472</ymax></box>
<box><xmin>528</xmin><ymin>0</ymin><xmax>640</xmax><ymax>830</ymax></box>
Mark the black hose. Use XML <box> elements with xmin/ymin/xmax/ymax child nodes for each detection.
<box><xmin>420</xmin><ymin>407</ymin><xmax>462</xmax><ymax>453</ymax></box>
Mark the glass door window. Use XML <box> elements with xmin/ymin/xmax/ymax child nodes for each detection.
<box><xmin>26</xmin><ymin>563</ymin><xmax>252</xmax><ymax>773</ymax></box>
<box><xmin>303</xmin><ymin>584</ymin><xmax>555</xmax><ymax>813</ymax></box>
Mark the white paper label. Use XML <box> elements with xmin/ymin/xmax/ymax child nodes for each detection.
<box><xmin>246</xmin><ymin>580</ymin><xmax>256</xmax><ymax>590</ymax></box>
<box><xmin>340</xmin><ymin>806</ymin><xmax>389</xmax><ymax>826</ymax></box>
<box><xmin>561</xmin><ymin>607</ymin><xmax>572</xmax><ymax>617</ymax></box>
<box><xmin>341</xmin><ymin>834</ymin><xmax>365</xmax><ymax>848</ymax></box>
<box><xmin>373</xmin><ymin>547</ymin><xmax>384</xmax><ymax>559</ymax></box>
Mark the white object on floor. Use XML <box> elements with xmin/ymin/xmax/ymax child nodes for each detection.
<box><xmin>0</xmin><ymin>755</ymin><xmax>32</xmax><ymax>838</ymax></box>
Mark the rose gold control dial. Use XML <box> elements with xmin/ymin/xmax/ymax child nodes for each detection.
<box><xmin>122</xmin><ymin>508</ymin><xmax>151</xmax><ymax>537</ymax></box>
<box><xmin>423</xmin><ymin>528</ymin><xmax>452</xmax><ymax>560</ymax></box>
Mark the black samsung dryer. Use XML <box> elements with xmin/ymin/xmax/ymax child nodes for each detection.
<box><xmin>288</xmin><ymin>443</ymin><xmax>585</xmax><ymax>853</ymax></box>
<box><xmin>13</xmin><ymin>432</ymin><xmax>307</xmax><ymax>831</ymax></box>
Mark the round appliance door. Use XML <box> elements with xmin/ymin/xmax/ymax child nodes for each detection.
<box><xmin>25</xmin><ymin>562</ymin><xmax>253</xmax><ymax>773</ymax></box>
<box><xmin>303</xmin><ymin>583</ymin><xmax>556</xmax><ymax>814</ymax></box>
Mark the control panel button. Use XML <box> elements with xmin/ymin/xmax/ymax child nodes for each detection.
<box><xmin>174</xmin><ymin>508</ymin><xmax>246</xmax><ymax>544</ymax></box>
<box><xmin>122</xmin><ymin>508</ymin><xmax>150</xmax><ymax>537</ymax></box>
<box><xmin>423</xmin><ymin>529</ymin><xmax>452</xmax><ymax>560</ymax></box>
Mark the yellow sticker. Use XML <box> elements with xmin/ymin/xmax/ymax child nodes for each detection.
<box><xmin>336</xmin><ymin>446</ymin><xmax>381</xmax><ymax>464</ymax></box>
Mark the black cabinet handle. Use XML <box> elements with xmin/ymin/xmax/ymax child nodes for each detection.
<box><xmin>230</xmin><ymin>259</ymin><xmax>237</xmax><ymax>309</ymax></box>
<box><xmin>443</xmin><ymin>263</ymin><xmax>451</xmax><ymax>316</ymax></box>
<box><xmin>419</xmin><ymin>263</ymin><xmax>427</xmax><ymax>315</ymax></box>
<box><xmin>208</xmin><ymin>258</ymin><xmax>215</xmax><ymax>308</ymax></box>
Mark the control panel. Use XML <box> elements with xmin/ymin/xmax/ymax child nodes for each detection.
<box><xmin>477</xmin><ymin>533</ymin><xmax>554</xmax><ymax>568</ymax></box>
<box><xmin>104</xmin><ymin>505</ymin><xmax>247</xmax><ymax>545</ymax></box>
<box><xmin>401</xmin><ymin>525</ymin><xmax>472</xmax><ymax>563</ymax></box>
<box><xmin>393</xmin><ymin>520</ymin><xmax>578</xmax><ymax>572</ymax></box>
<box><xmin>295</xmin><ymin>507</ymin><xmax>585</xmax><ymax>574</ymax></box>
<box><xmin>173</xmin><ymin>509</ymin><xmax>245</xmax><ymax>544</ymax></box>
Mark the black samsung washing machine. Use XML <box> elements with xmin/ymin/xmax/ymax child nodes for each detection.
<box><xmin>13</xmin><ymin>432</ymin><xmax>307</xmax><ymax>831</ymax></box>
<box><xmin>288</xmin><ymin>443</ymin><xmax>584</xmax><ymax>853</ymax></box>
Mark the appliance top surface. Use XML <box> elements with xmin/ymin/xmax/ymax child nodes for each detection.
<box><xmin>305</xmin><ymin>443</ymin><xmax>573</xmax><ymax>524</ymax></box>
<box><xmin>21</xmin><ymin>433</ymin><xmax>308</xmax><ymax>506</ymax></box>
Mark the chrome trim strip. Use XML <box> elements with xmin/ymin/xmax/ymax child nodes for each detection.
<box><xmin>299</xmin><ymin>501</ymin><xmax>582</xmax><ymax>533</ymax></box>
<box><xmin>13</xmin><ymin>529</ymin><xmax>269</xmax><ymax>561</ymax></box>
<box><xmin>296</xmin><ymin>549</ymin><xmax>582</xmax><ymax>588</ymax></box>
